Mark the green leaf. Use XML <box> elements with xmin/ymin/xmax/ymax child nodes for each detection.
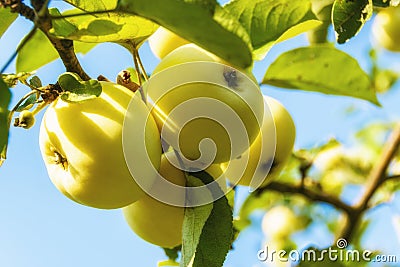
<box><xmin>116</xmin><ymin>0</ymin><xmax>253</xmax><ymax>69</ymax></box>
<box><xmin>29</xmin><ymin>76</ymin><xmax>43</xmax><ymax>88</ymax></box>
<box><xmin>0</xmin><ymin>78</ymin><xmax>11</xmax><ymax>165</ymax></box>
<box><xmin>15</xmin><ymin>94</ymin><xmax>37</xmax><ymax>112</ymax></box>
<box><xmin>58</xmin><ymin>72</ymin><xmax>102</xmax><ymax>102</ymax></box>
<box><xmin>64</xmin><ymin>0</ymin><xmax>117</xmax><ymax>11</ymax></box>
<box><xmin>181</xmin><ymin>175</ymin><xmax>213</xmax><ymax>267</ymax></box>
<box><xmin>0</xmin><ymin>8</ymin><xmax>18</xmax><ymax>38</ymax></box>
<box><xmin>263</xmin><ymin>46</ymin><xmax>380</xmax><ymax>105</ymax></box>
<box><xmin>373</xmin><ymin>0</ymin><xmax>400</xmax><ymax>7</ymax></box>
<box><xmin>163</xmin><ymin>246</ymin><xmax>181</xmax><ymax>262</ymax></box>
<box><xmin>332</xmin><ymin>0</ymin><xmax>373</xmax><ymax>44</ymax></box>
<box><xmin>224</xmin><ymin>0</ymin><xmax>322</xmax><ymax>60</ymax></box>
<box><xmin>184</xmin><ymin>171</ymin><xmax>233</xmax><ymax>267</ymax></box>
<box><xmin>49</xmin><ymin>8</ymin><xmax>157</xmax><ymax>44</ymax></box>
<box><xmin>16</xmin><ymin>29</ymin><xmax>96</xmax><ymax>72</ymax></box>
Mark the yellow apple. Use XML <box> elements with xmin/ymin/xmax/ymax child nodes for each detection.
<box><xmin>372</xmin><ymin>6</ymin><xmax>400</xmax><ymax>52</ymax></box>
<box><xmin>222</xmin><ymin>96</ymin><xmax>295</xmax><ymax>188</ymax></box>
<box><xmin>145</xmin><ymin>44</ymin><xmax>264</xmax><ymax>165</ymax></box>
<box><xmin>148</xmin><ymin>26</ymin><xmax>190</xmax><ymax>59</ymax></box>
<box><xmin>39</xmin><ymin>82</ymin><xmax>162</xmax><ymax>209</ymax></box>
<box><xmin>123</xmin><ymin>151</ymin><xmax>226</xmax><ymax>248</ymax></box>
<box><xmin>261</xmin><ymin>206</ymin><xmax>299</xmax><ymax>239</ymax></box>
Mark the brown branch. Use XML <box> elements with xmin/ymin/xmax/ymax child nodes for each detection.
<box><xmin>32</xmin><ymin>0</ymin><xmax>90</xmax><ymax>80</ymax></box>
<box><xmin>264</xmin><ymin>181</ymin><xmax>356</xmax><ymax>214</ymax></box>
<box><xmin>0</xmin><ymin>0</ymin><xmax>35</xmax><ymax>20</ymax></box>
<box><xmin>2</xmin><ymin>0</ymin><xmax>90</xmax><ymax>80</ymax></box>
<box><xmin>339</xmin><ymin>124</ymin><xmax>400</xmax><ymax>242</ymax></box>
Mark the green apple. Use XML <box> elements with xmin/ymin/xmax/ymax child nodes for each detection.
<box><xmin>148</xmin><ymin>26</ymin><xmax>190</xmax><ymax>59</ymax></box>
<box><xmin>146</xmin><ymin>44</ymin><xmax>264</xmax><ymax>165</ymax></box>
<box><xmin>222</xmin><ymin>96</ymin><xmax>295</xmax><ymax>188</ymax></box>
<box><xmin>123</xmin><ymin>151</ymin><xmax>226</xmax><ymax>248</ymax></box>
<box><xmin>18</xmin><ymin>110</ymin><xmax>36</xmax><ymax>129</ymax></box>
<box><xmin>372</xmin><ymin>6</ymin><xmax>400</xmax><ymax>52</ymax></box>
<box><xmin>39</xmin><ymin>82</ymin><xmax>162</xmax><ymax>209</ymax></box>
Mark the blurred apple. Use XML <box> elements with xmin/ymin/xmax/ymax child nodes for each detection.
<box><xmin>262</xmin><ymin>205</ymin><xmax>300</xmax><ymax>239</ymax></box>
<box><xmin>372</xmin><ymin>6</ymin><xmax>400</xmax><ymax>52</ymax></box>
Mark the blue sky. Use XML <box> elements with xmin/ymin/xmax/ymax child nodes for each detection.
<box><xmin>0</xmin><ymin>4</ymin><xmax>400</xmax><ymax>267</ymax></box>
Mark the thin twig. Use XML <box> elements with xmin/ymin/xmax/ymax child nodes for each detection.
<box><xmin>385</xmin><ymin>174</ymin><xmax>400</xmax><ymax>182</ymax></box>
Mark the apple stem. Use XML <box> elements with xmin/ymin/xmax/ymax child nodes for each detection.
<box><xmin>134</xmin><ymin>48</ymin><xmax>149</xmax><ymax>81</ymax></box>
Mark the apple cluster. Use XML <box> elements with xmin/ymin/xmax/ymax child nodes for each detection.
<box><xmin>38</xmin><ymin>27</ymin><xmax>296</xmax><ymax>249</ymax></box>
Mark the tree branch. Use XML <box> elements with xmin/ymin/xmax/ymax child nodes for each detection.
<box><xmin>264</xmin><ymin>181</ymin><xmax>356</xmax><ymax>215</ymax></box>
<box><xmin>0</xmin><ymin>0</ymin><xmax>35</xmax><ymax>20</ymax></box>
<box><xmin>339</xmin><ymin>123</ymin><xmax>400</xmax><ymax>242</ymax></box>
<box><xmin>385</xmin><ymin>174</ymin><xmax>400</xmax><ymax>182</ymax></box>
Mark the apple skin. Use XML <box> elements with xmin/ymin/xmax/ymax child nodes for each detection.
<box><xmin>222</xmin><ymin>96</ymin><xmax>295</xmax><ymax>188</ymax></box>
<box><xmin>372</xmin><ymin>6</ymin><xmax>400</xmax><ymax>52</ymax></box>
<box><xmin>123</xmin><ymin>152</ymin><xmax>225</xmax><ymax>248</ymax></box>
<box><xmin>39</xmin><ymin>82</ymin><xmax>162</xmax><ymax>209</ymax></box>
<box><xmin>148</xmin><ymin>26</ymin><xmax>190</xmax><ymax>59</ymax></box>
<box><xmin>147</xmin><ymin>44</ymin><xmax>264</xmax><ymax>164</ymax></box>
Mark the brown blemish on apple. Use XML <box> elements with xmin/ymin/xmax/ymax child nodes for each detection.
<box><xmin>223</xmin><ymin>68</ymin><xmax>239</xmax><ymax>89</ymax></box>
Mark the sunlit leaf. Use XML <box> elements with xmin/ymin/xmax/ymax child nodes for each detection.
<box><xmin>186</xmin><ymin>171</ymin><xmax>233</xmax><ymax>267</ymax></box>
<box><xmin>16</xmin><ymin>29</ymin><xmax>96</xmax><ymax>72</ymax></box>
<box><xmin>50</xmin><ymin>8</ymin><xmax>157</xmax><ymax>44</ymax></box>
<box><xmin>0</xmin><ymin>8</ymin><xmax>18</xmax><ymax>38</ymax></box>
<box><xmin>263</xmin><ymin>46</ymin><xmax>380</xmax><ymax>105</ymax></box>
<box><xmin>332</xmin><ymin>0</ymin><xmax>373</xmax><ymax>44</ymax></box>
<box><xmin>117</xmin><ymin>0</ymin><xmax>253</xmax><ymax>69</ymax></box>
<box><xmin>181</xmin><ymin>175</ymin><xmax>213</xmax><ymax>267</ymax></box>
<box><xmin>64</xmin><ymin>0</ymin><xmax>117</xmax><ymax>11</ymax></box>
<box><xmin>224</xmin><ymin>0</ymin><xmax>322</xmax><ymax>60</ymax></box>
<box><xmin>58</xmin><ymin>72</ymin><xmax>102</xmax><ymax>102</ymax></box>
